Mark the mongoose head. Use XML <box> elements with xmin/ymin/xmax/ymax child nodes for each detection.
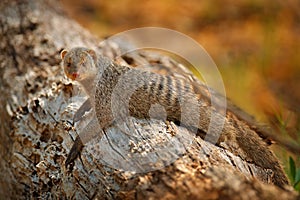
<box><xmin>61</xmin><ymin>47</ymin><xmax>97</xmax><ymax>82</ymax></box>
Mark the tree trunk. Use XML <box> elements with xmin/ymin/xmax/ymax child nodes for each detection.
<box><xmin>0</xmin><ymin>0</ymin><xmax>298</xmax><ymax>199</ymax></box>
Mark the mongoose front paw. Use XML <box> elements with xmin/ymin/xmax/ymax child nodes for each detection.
<box><xmin>65</xmin><ymin>136</ymin><xmax>84</xmax><ymax>169</ymax></box>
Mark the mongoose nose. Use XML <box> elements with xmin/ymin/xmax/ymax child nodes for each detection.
<box><xmin>69</xmin><ymin>73</ymin><xmax>79</xmax><ymax>80</ymax></box>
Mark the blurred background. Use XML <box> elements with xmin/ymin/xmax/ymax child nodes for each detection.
<box><xmin>60</xmin><ymin>0</ymin><xmax>300</xmax><ymax>188</ymax></box>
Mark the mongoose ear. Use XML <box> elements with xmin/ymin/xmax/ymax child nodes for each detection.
<box><xmin>61</xmin><ymin>49</ymin><xmax>68</xmax><ymax>59</ymax></box>
<box><xmin>87</xmin><ymin>49</ymin><xmax>97</xmax><ymax>61</ymax></box>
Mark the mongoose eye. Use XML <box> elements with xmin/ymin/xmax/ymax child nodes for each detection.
<box><xmin>81</xmin><ymin>59</ymin><xmax>87</xmax><ymax>67</ymax></box>
<box><xmin>66</xmin><ymin>62</ymin><xmax>71</xmax><ymax>68</ymax></box>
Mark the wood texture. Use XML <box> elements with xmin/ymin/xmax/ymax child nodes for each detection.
<box><xmin>0</xmin><ymin>0</ymin><xmax>298</xmax><ymax>199</ymax></box>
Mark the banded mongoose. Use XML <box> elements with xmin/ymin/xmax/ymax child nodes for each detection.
<box><xmin>61</xmin><ymin>47</ymin><xmax>288</xmax><ymax>187</ymax></box>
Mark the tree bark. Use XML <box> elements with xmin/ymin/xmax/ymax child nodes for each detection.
<box><xmin>0</xmin><ymin>0</ymin><xmax>298</xmax><ymax>199</ymax></box>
